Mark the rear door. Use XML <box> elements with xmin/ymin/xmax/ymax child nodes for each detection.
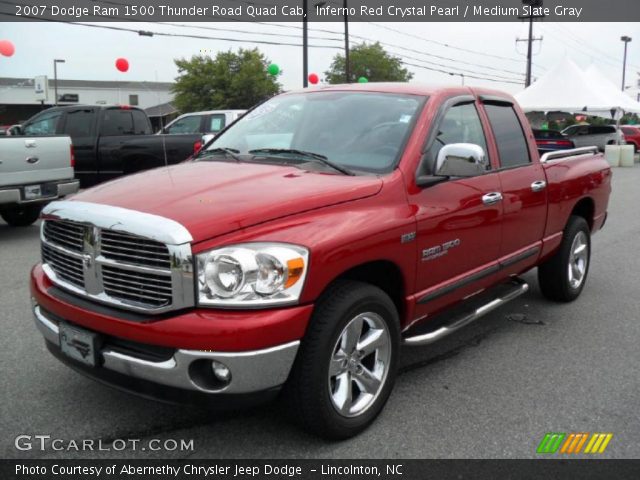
<box><xmin>60</xmin><ymin>107</ymin><xmax>97</xmax><ymax>187</ymax></box>
<box><xmin>481</xmin><ymin>100</ymin><xmax>547</xmax><ymax>269</ymax></box>
<box><xmin>410</xmin><ymin>97</ymin><xmax>504</xmax><ymax>316</ymax></box>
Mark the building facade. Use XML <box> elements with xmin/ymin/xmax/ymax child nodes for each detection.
<box><xmin>0</xmin><ymin>77</ymin><xmax>175</xmax><ymax>125</ymax></box>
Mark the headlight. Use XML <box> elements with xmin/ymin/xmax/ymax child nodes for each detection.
<box><xmin>197</xmin><ymin>243</ymin><xmax>309</xmax><ymax>307</ymax></box>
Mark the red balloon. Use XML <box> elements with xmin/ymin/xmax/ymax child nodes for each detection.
<box><xmin>0</xmin><ymin>40</ymin><xmax>15</xmax><ymax>57</ymax></box>
<box><xmin>308</xmin><ymin>73</ymin><xmax>319</xmax><ymax>85</ymax></box>
<box><xmin>115</xmin><ymin>58</ymin><xmax>129</xmax><ymax>72</ymax></box>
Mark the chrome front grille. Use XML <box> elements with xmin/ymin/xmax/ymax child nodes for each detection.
<box><xmin>41</xmin><ymin>243</ymin><xmax>84</xmax><ymax>287</ymax></box>
<box><xmin>102</xmin><ymin>265</ymin><xmax>173</xmax><ymax>308</ymax></box>
<box><xmin>43</xmin><ymin>220</ymin><xmax>84</xmax><ymax>252</ymax></box>
<box><xmin>101</xmin><ymin>230</ymin><xmax>171</xmax><ymax>269</ymax></box>
<box><xmin>40</xmin><ymin>216</ymin><xmax>193</xmax><ymax>314</ymax></box>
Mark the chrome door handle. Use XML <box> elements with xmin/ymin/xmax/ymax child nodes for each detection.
<box><xmin>531</xmin><ymin>180</ymin><xmax>547</xmax><ymax>192</ymax></box>
<box><xmin>26</xmin><ymin>156</ymin><xmax>39</xmax><ymax>164</ymax></box>
<box><xmin>482</xmin><ymin>192</ymin><xmax>503</xmax><ymax>205</ymax></box>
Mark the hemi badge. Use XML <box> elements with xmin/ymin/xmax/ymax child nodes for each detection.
<box><xmin>401</xmin><ymin>232</ymin><xmax>416</xmax><ymax>243</ymax></box>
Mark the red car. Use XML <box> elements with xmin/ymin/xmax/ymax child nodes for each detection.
<box><xmin>31</xmin><ymin>84</ymin><xmax>612</xmax><ymax>439</ymax></box>
<box><xmin>621</xmin><ymin>125</ymin><xmax>640</xmax><ymax>151</ymax></box>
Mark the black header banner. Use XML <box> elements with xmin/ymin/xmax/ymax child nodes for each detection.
<box><xmin>1</xmin><ymin>0</ymin><xmax>639</xmax><ymax>22</ymax></box>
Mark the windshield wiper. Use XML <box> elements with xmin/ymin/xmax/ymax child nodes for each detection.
<box><xmin>249</xmin><ymin>148</ymin><xmax>355</xmax><ymax>176</ymax></box>
<box><xmin>197</xmin><ymin>147</ymin><xmax>241</xmax><ymax>162</ymax></box>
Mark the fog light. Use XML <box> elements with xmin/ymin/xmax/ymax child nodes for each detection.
<box><xmin>211</xmin><ymin>361</ymin><xmax>231</xmax><ymax>382</ymax></box>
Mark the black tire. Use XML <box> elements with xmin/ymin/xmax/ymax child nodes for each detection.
<box><xmin>0</xmin><ymin>204</ymin><xmax>42</xmax><ymax>227</ymax></box>
<box><xmin>538</xmin><ymin>215</ymin><xmax>591</xmax><ymax>302</ymax></box>
<box><xmin>286</xmin><ymin>280</ymin><xmax>400</xmax><ymax>439</ymax></box>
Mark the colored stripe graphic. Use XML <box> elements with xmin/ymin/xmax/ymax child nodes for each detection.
<box><xmin>537</xmin><ymin>433</ymin><xmax>566</xmax><ymax>454</ymax></box>
<box><xmin>560</xmin><ymin>433</ymin><xmax>589</xmax><ymax>454</ymax></box>
<box><xmin>584</xmin><ymin>433</ymin><xmax>613</xmax><ymax>454</ymax></box>
<box><xmin>538</xmin><ymin>433</ymin><xmax>613</xmax><ymax>454</ymax></box>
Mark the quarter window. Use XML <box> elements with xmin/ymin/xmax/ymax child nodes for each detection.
<box><xmin>484</xmin><ymin>104</ymin><xmax>531</xmax><ymax>168</ymax></box>
<box><xmin>167</xmin><ymin>115</ymin><xmax>202</xmax><ymax>134</ymax></box>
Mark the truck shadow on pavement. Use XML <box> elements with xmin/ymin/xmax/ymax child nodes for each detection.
<box><xmin>23</xmin><ymin>273</ymin><xmax>551</xmax><ymax>458</ymax></box>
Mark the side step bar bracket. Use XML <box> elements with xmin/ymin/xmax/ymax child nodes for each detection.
<box><xmin>403</xmin><ymin>278</ymin><xmax>529</xmax><ymax>346</ymax></box>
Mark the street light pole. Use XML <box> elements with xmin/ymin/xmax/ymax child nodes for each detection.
<box><xmin>53</xmin><ymin>59</ymin><xmax>65</xmax><ymax>106</ymax></box>
<box><xmin>621</xmin><ymin>35</ymin><xmax>632</xmax><ymax>91</ymax></box>
<box><xmin>344</xmin><ymin>0</ymin><xmax>350</xmax><ymax>83</ymax></box>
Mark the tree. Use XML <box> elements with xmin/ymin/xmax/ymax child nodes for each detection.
<box><xmin>324</xmin><ymin>42</ymin><xmax>413</xmax><ymax>84</ymax></box>
<box><xmin>172</xmin><ymin>48</ymin><xmax>281</xmax><ymax>112</ymax></box>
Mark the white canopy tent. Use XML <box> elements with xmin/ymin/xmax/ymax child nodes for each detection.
<box><xmin>514</xmin><ymin>57</ymin><xmax>640</xmax><ymax>117</ymax></box>
<box><xmin>583</xmin><ymin>64</ymin><xmax>640</xmax><ymax>113</ymax></box>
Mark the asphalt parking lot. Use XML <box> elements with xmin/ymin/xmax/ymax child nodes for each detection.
<box><xmin>1</xmin><ymin>165</ymin><xmax>639</xmax><ymax>460</ymax></box>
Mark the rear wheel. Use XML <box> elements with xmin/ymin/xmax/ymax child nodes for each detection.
<box><xmin>287</xmin><ymin>280</ymin><xmax>400</xmax><ymax>439</ymax></box>
<box><xmin>538</xmin><ymin>215</ymin><xmax>591</xmax><ymax>302</ymax></box>
<box><xmin>0</xmin><ymin>204</ymin><xmax>42</xmax><ymax>227</ymax></box>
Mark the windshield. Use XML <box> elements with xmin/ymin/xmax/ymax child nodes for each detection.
<box><xmin>202</xmin><ymin>91</ymin><xmax>424</xmax><ymax>174</ymax></box>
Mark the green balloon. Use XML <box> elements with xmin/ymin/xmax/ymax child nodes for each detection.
<box><xmin>357</xmin><ymin>76</ymin><xmax>369</xmax><ymax>83</ymax></box>
<box><xmin>267</xmin><ymin>63</ymin><xmax>280</xmax><ymax>76</ymax></box>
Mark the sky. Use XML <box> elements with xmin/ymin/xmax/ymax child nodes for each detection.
<box><xmin>1</xmin><ymin>21</ymin><xmax>639</xmax><ymax>95</ymax></box>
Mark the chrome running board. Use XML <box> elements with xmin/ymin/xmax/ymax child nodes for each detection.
<box><xmin>403</xmin><ymin>278</ymin><xmax>529</xmax><ymax>346</ymax></box>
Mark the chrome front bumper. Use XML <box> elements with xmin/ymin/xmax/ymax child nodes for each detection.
<box><xmin>0</xmin><ymin>180</ymin><xmax>79</xmax><ymax>205</ymax></box>
<box><xmin>33</xmin><ymin>305</ymin><xmax>299</xmax><ymax>395</ymax></box>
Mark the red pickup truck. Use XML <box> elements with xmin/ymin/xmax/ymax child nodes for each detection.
<box><xmin>31</xmin><ymin>84</ymin><xmax>611</xmax><ymax>439</ymax></box>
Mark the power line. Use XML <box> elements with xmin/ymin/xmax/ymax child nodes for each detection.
<box><xmin>0</xmin><ymin>10</ymin><xmax>525</xmax><ymax>86</ymax></box>
<box><xmin>368</xmin><ymin>21</ymin><xmax>545</xmax><ymax>71</ymax></box>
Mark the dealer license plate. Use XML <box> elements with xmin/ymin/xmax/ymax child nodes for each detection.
<box><xmin>59</xmin><ymin>323</ymin><xmax>100</xmax><ymax>367</ymax></box>
<box><xmin>24</xmin><ymin>185</ymin><xmax>42</xmax><ymax>200</ymax></box>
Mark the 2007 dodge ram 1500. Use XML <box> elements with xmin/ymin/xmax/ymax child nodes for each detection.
<box><xmin>30</xmin><ymin>84</ymin><xmax>611</xmax><ymax>439</ymax></box>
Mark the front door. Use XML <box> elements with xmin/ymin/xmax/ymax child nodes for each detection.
<box><xmin>409</xmin><ymin>98</ymin><xmax>504</xmax><ymax>318</ymax></box>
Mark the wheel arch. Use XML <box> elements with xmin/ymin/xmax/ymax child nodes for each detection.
<box><xmin>570</xmin><ymin>196</ymin><xmax>595</xmax><ymax>231</ymax></box>
<box><xmin>326</xmin><ymin>260</ymin><xmax>407</xmax><ymax>324</ymax></box>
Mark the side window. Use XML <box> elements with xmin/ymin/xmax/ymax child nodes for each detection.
<box><xmin>208</xmin><ymin>114</ymin><xmax>226</xmax><ymax>133</ymax></box>
<box><xmin>23</xmin><ymin>110</ymin><xmax>63</xmax><ymax>136</ymax></box>
<box><xmin>62</xmin><ymin>109</ymin><xmax>94</xmax><ymax>138</ymax></box>
<box><xmin>131</xmin><ymin>110</ymin><xmax>152</xmax><ymax>134</ymax></box>
<box><xmin>484</xmin><ymin>104</ymin><xmax>531</xmax><ymax>169</ymax></box>
<box><xmin>425</xmin><ymin>102</ymin><xmax>488</xmax><ymax>174</ymax></box>
<box><xmin>101</xmin><ymin>110</ymin><xmax>135</xmax><ymax>136</ymax></box>
<box><xmin>129</xmin><ymin>94</ymin><xmax>139</xmax><ymax>106</ymax></box>
<box><xmin>166</xmin><ymin>115</ymin><xmax>201</xmax><ymax>134</ymax></box>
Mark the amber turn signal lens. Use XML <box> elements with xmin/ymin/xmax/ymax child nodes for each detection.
<box><xmin>285</xmin><ymin>258</ymin><xmax>305</xmax><ymax>289</ymax></box>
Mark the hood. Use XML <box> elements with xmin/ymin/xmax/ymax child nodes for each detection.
<box><xmin>72</xmin><ymin>161</ymin><xmax>383</xmax><ymax>243</ymax></box>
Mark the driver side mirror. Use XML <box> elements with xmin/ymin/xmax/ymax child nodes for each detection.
<box><xmin>7</xmin><ymin>124</ymin><xmax>23</xmax><ymax>136</ymax></box>
<box><xmin>435</xmin><ymin>143</ymin><xmax>487</xmax><ymax>177</ymax></box>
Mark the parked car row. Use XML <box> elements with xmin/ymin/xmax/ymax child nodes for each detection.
<box><xmin>0</xmin><ymin>106</ymin><xmax>245</xmax><ymax>226</ymax></box>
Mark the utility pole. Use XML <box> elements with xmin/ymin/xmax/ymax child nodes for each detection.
<box><xmin>344</xmin><ymin>0</ymin><xmax>350</xmax><ymax>83</ymax></box>
<box><xmin>303</xmin><ymin>0</ymin><xmax>308</xmax><ymax>88</ymax></box>
<box><xmin>517</xmin><ymin>0</ymin><xmax>545</xmax><ymax>87</ymax></box>
<box><xmin>303</xmin><ymin>0</ymin><xmax>327</xmax><ymax>87</ymax></box>
<box><xmin>621</xmin><ymin>36</ymin><xmax>632</xmax><ymax>91</ymax></box>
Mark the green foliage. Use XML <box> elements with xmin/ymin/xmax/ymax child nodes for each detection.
<box><xmin>172</xmin><ymin>49</ymin><xmax>281</xmax><ymax>112</ymax></box>
<box><xmin>325</xmin><ymin>42</ymin><xmax>413</xmax><ymax>84</ymax></box>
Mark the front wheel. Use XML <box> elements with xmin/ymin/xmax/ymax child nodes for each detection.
<box><xmin>0</xmin><ymin>204</ymin><xmax>42</xmax><ymax>227</ymax></box>
<box><xmin>538</xmin><ymin>215</ymin><xmax>591</xmax><ymax>302</ymax></box>
<box><xmin>286</xmin><ymin>280</ymin><xmax>400</xmax><ymax>439</ymax></box>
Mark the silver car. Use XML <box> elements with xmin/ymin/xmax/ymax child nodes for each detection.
<box><xmin>561</xmin><ymin>124</ymin><xmax>625</xmax><ymax>151</ymax></box>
